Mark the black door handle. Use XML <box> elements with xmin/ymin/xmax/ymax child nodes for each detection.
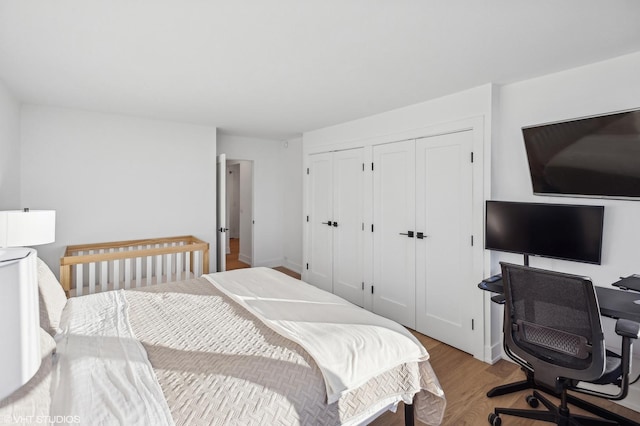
<box><xmin>399</xmin><ymin>231</ymin><xmax>414</xmax><ymax>238</ymax></box>
<box><xmin>416</xmin><ymin>232</ymin><xmax>426</xmax><ymax>239</ymax></box>
<box><xmin>321</xmin><ymin>221</ymin><xmax>332</xmax><ymax>226</ymax></box>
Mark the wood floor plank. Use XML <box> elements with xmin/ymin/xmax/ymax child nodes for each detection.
<box><xmin>225</xmin><ymin>238</ymin><xmax>250</xmax><ymax>270</ymax></box>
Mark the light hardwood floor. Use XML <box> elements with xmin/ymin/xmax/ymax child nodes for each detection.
<box><xmin>226</xmin><ymin>238</ymin><xmax>250</xmax><ymax>270</ymax></box>
<box><xmin>226</xmin><ymin>239</ymin><xmax>640</xmax><ymax>425</ymax></box>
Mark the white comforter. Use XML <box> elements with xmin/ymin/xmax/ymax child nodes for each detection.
<box><xmin>51</xmin><ymin>291</ymin><xmax>174</xmax><ymax>426</ymax></box>
<box><xmin>204</xmin><ymin>267</ymin><xmax>430</xmax><ymax>404</ymax></box>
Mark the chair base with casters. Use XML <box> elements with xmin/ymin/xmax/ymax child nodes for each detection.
<box><xmin>486</xmin><ymin>369</ymin><xmax>640</xmax><ymax>425</ymax></box>
<box><xmin>488</xmin><ymin>388</ymin><xmax>634</xmax><ymax>426</ymax></box>
<box><xmin>486</xmin><ymin>367</ymin><xmax>537</xmax><ymax>397</ymax></box>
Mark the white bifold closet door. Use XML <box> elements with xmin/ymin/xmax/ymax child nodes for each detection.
<box><xmin>415</xmin><ymin>131</ymin><xmax>474</xmax><ymax>355</ymax></box>
<box><xmin>372</xmin><ymin>131</ymin><xmax>474</xmax><ymax>354</ymax></box>
<box><xmin>372</xmin><ymin>140</ymin><xmax>416</xmax><ymax>328</ymax></box>
<box><xmin>332</xmin><ymin>149</ymin><xmax>365</xmax><ymax>305</ymax></box>
<box><xmin>307</xmin><ymin>148</ymin><xmax>364</xmax><ymax>307</ymax></box>
<box><xmin>307</xmin><ymin>153</ymin><xmax>333</xmax><ymax>292</ymax></box>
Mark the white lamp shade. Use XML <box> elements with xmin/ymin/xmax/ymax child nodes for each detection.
<box><xmin>0</xmin><ymin>210</ymin><xmax>56</xmax><ymax>248</ymax></box>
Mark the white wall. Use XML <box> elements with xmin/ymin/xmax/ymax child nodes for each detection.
<box><xmin>0</xmin><ymin>80</ymin><xmax>21</xmax><ymax>209</ymax></box>
<box><xmin>304</xmin><ymin>84</ymin><xmax>493</xmax><ymax>152</ymax></box>
<box><xmin>282</xmin><ymin>137</ymin><xmax>303</xmax><ymax>273</ymax></box>
<box><xmin>217</xmin><ymin>135</ymin><xmax>285</xmax><ymax>267</ymax></box>
<box><xmin>20</xmin><ymin>106</ymin><xmax>217</xmax><ymax>273</ymax></box>
<box><xmin>492</xmin><ymin>51</ymin><xmax>640</xmax><ymax>409</ymax></box>
<box><xmin>493</xmin><ymin>51</ymin><xmax>640</xmax><ymax>283</ymax></box>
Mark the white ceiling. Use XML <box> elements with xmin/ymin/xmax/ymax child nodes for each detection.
<box><xmin>1</xmin><ymin>1</ymin><xmax>639</xmax><ymax>140</ymax></box>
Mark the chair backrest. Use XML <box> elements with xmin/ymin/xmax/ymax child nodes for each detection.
<box><xmin>500</xmin><ymin>262</ymin><xmax>606</xmax><ymax>390</ymax></box>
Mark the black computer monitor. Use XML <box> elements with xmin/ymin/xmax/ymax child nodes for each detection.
<box><xmin>485</xmin><ymin>201</ymin><xmax>604</xmax><ymax>265</ymax></box>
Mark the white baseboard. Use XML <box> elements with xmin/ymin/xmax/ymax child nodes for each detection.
<box><xmin>283</xmin><ymin>259</ymin><xmax>302</xmax><ymax>274</ymax></box>
<box><xmin>253</xmin><ymin>258</ymin><xmax>283</xmax><ymax>268</ymax></box>
<box><xmin>238</xmin><ymin>253</ymin><xmax>251</xmax><ymax>265</ymax></box>
<box><xmin>487</xmin><ymin>341</ymin><xmax>503</xmax><ymax>364</ymax></box>
<box><xmin>252</xmin><ymin>257</ymin><xmax>302</xmax><ymax>274</ymax></box>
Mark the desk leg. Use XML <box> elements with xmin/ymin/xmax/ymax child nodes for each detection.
<box><xmin>487</xmin><ymin>368</ymin><xmax>537</xmax><ymax>397</ymax></box>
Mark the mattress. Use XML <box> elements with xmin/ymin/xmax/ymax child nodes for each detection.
<box><xmin>53</xmin><ymin>269</ymin><xmax>446</xmax><ymax>425</ymax></box>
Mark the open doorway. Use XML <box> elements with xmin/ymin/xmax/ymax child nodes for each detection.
<box><xmin>225</xmin><ymin>159</ymin><xmax>253</xmax><ymax>270</ymax></box>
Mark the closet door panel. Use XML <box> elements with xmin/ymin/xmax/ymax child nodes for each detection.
<box><xmin>372</xmin><ymin>140</ymin><xmax>416</xmax><ymax>328</ymax></box>
<box><xmin>307</xmin><ymin>152</ymin><xmax>334</xmax><ymax>293</ymax></box>
<box><xmin>415</xmin><ymin>131</ymin><xmax>474</xmax><ymax>353</ymax></box>
<box><xmin>332</xmin><ymin>148</ymin><xmax>364</xmax><ymax>306</ymax></box>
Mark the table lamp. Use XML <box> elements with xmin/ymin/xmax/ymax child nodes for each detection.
<box><xmin>0</xmin><ymin>209</ymin><xmax>55</xmax><ymax>400</ymax></box>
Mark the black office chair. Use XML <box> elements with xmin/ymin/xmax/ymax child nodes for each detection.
<box><xmin>488</xmin><ymin>262</ymin><xmax>640</xmax><ymax>426</ymax></box>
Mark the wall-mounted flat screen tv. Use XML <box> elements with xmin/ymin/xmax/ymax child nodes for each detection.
<box><xmin>522</xmin><ymin>108</ymin><xmax>640</xmax><ymax>199</ymax></box>
<box><xmin>485</xmin><ymin>201</ymin><xmax>604</xmax><ymax>264</ymax></box>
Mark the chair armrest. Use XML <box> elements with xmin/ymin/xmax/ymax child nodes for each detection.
<box><xmin>615</xmin><ymin>319</ymin><xmax>640</xmax><ymax>339</ymax></box>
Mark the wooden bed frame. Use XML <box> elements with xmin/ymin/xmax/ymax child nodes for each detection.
<box><xmin>59</xmin><ymin>236</ymin><xmax>209</xmax><ymax>297</ymax></box>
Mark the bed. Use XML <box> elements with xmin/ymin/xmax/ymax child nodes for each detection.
<box><xmin>1</xmin><ymin>258</ymin><xmax>446</xmax><ymax>425</ymax></box>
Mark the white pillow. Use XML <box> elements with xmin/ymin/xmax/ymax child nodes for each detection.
<box><xmin>37</xmin><ymin>257</ymin><xmax>67</xmax><ymax>336</ymax></box>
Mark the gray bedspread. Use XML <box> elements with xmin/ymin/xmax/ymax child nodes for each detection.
<box><xmin>126</xmin><ymin>277</ymin><xmax>445</xmax><ymax>425</ymax></box>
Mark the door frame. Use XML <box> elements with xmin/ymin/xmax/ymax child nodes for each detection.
<box><xmin>217</xmin><ymin>157</ymin><xmax>255</xmax><ymax>271</ymax></box>
<box><xmin>216</xmin><ymin>154</ymin><xmax>227</xmax><ymax>272</ymax></box>
<box><xmin>228</xmin><ymin>158</ymin><xmax>255</xmax><ymax>268</ymax></box>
